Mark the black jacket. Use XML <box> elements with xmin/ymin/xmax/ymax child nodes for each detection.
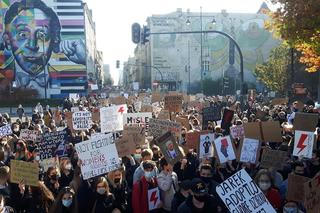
<box><xmin>92</xmin><ymin>194</ymin><xmax>116</xmax><ymax>213</ymax></box>
<box><xmin>171</xmin><ymin>192</ymin><xmax>188</xmax><ymax>213</ymax></box>
<box><xmin>177</xmin><ymin>194</ymin><xmax>225</xmax><ymax>213</ymax></box>
<box><xmin>108</xmin><ymin>180</ymin><xmax>128</xmax><ymax>212</ymax></box>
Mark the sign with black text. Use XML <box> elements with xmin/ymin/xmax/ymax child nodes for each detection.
<box><xmin>38</xmin><ymin>130</ymin><xmax>68</xmax><ymax>160</ymax></box>
<box><xmin>72</xmin><ymin>111</ymin><xmax>92</xmax><ymax>130</ymax></box>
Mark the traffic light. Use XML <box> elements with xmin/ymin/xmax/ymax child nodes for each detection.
<box><xmin>141</xmin><ymin>26</ymin><xmax>150</xmax><ymax>44</ymax></box>
<box><xmin>116</xmin><ymin>60</ymin><xmax>120</xmax><ymax>69</ymax></box>
<box><xmin>131</xmin><ymin>23</ymin><xmax>141</xmax><ymax>44</ymax></box>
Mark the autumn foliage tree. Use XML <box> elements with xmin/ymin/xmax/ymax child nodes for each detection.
<box><xmin>266</xmin><ymin>0</ymin><xmax>320</xmax><ymax>72</ymax></box>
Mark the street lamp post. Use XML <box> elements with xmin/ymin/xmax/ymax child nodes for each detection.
<box><xmin>39</xmin><ymin>27</ymin><xmax>47</xmax><ymax>100</ymax></box>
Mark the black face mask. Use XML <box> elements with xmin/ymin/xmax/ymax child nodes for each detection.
<box><xmin>50</xmin><ymin>174</ymin><xmax>58</xmax><ymax>181</ymax></box>
<box><xmin>194</xmin><ymin>194</ymin><xmax>207</xmax><ymax>203</ymax></box>
<box><xmin>200</xmin><ymin>176</ymin><xmax>212</xmax><ymax>184</ymax></box>
<box><xmin>114</xmin><ymin>178</ymin><xmax>121</xmax><ymax>184</ymax></box>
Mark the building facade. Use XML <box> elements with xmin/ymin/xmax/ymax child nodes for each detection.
<box><xmin>0</xmin><ymin>0</ymin><xmax>100</xmax><ymax>99</ymax></box>
<box><xmin>138</xmin><ymin>6</ymin><xmax>279</xmax><ymax>93</ymax></box>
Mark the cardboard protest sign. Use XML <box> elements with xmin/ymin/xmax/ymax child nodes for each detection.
<box><xmin>304</xmin><ymin>173</ymin><xmax>320</xmax><ymax>213</ymax></box>
<box><xmin>244</xmin><ymin>122</ymin><xmax>262</xmax><ymax>141</ymax></box>
<box><xmin>216</xmin><ymin>169</ymin><xmax>276</xmax><ymax>213</ymax></box>
<box><xmin>230</xmin><ymin>125</ymin><xmax>245</xmax><ymax>139</ymax></box>
<box><xmin>141</xmin><ymin>105</ymin><xmax>153</xmax><ymax>113</ymax></box>
<box><xmin>270</xmin><ymin>98</ymin><xmax>288</xmax><ymax>106</ymax></box>
<box><xmin>148</xmin><ymin>187</ymin><xmax>161</xmax><ymax>211</ymax></box>
<box><xmin>38</xmin><ymin>130</ymin><xmax>68</xmax><ymax>160</ymax></box>
<box><xmin>261</xmin><ymin>121</ymin><xmax>282</xmax><ymax>143</ymax></box>
<box><xmin>72</xmin><ymin>111</ymin><xmax>92</xmax><ymax>130</ymax></box>
<box><xmin>148</xmin><ymin>118</ymin><xmax>181</xmax><ymax>139</ymax></box>
<box><xmin>294</xmin><ymin>113</ymin><xmax>318</xmax><ymax>132</ymax></box>
<box><xmin>220</xmin><ymin>109</ymin><xmax>234</xmax><ymax>130</ymax></box>
<box><xmin>199</xmin><ymin>133</ymin><xmax>214</xmax><ymax>159</ymax></box>
<box><xmin>20</xmin><ymin>129</ymin><xmax>38</xmax><ymax>142</ymax></box>
<box><xmin>287</xmin><ymin>174</ymin><xmax>310</xmax><ymax>202</ymax></box>
<box><xmin>100</xmin><ymin>105</ymin><xmax>127</xmax><ymax>133</ymax></box>
<box><xmin>134</xmin><ymin>101</ymin><xmax>142</xmax><ymax>112</ymax></box>
<box><xmin>64</xmin><ymin>112</ymin><xmax>74</xmax><ymax>132</ymax></box>
<box><xmin>164</xmin><ymin>95</ymin><xmax>183</xmax><ymax>112</ymax></box>
<box><xmin>10</xmin><ymin>160</ymin><xmax>39</xmax><ymax>187</ymax></box>
<box><xmin>123</xmin><ymin>126</ymin><xmax>145</xmax><ymax>146</ymax></box>
<box><xmin>152</xmin><ymin>92</ymin><xmax>162</xmax><ymax>103</ymax></box>
<box><xmin>185</xmin><ymin>131</ymin><xmax>200</xmax><ymax>152</ymax></box>
<box><xmin>213</xmin><ymin>136</ymin><xmax>236</xmax><ymax>164</ymax></box>
<box><xmin>91</xmin><ymin>111</ymin><xmax>100</xmax><ymax>123</ymax></box>
<box><xmin>260</xmin><ymin>149</ymin><xmax>287</xmax><ymax>170</ymax></box>
<box><xmin>75</xmin><ymin>133</ymin><xmax>121</xmax><ymax>180</ymax></box>
<box><xmin>0</xmin><ymin>124</ymin><xmax>12</xmax><ymax>137</ymax></box>
<box><xmin>175</xmin><ymin>116</ymin><xmax>190</xmax><ymax>130</ymax></box>
<box><xmin>239</xmin><ymin>138</ymin><xmax>261</xmax><ymax>164</ymax></box>
<box><xmin>202</xmin><ymin>106</ymin><xmax>221</xmax><ymax>130</ymax></box>
<box><xmin>109</xmin><ymin>96</ymin><xmax>126</xmax><ymax>105</ymax></box>
<box><xmin>293</xmin><ymin>130</ymin><xmax>314</xmax><ymax>159</ymax></box>
<box><xmin>115</xmin><ymin>136</ymin><xmax>137</xmax><ymax>157</ymax></box>
<box><xmin>157</xmin><ymin>110</ymin><xmax>170</xmax><ymax>120</ymax></box>
<box><xmin>39</xmin><ymin>157</ymin><xmax>60</xmax><ymax>174</ymax></box>
<box><xmin>123</xmin><ymin>113</ymin><xmax>152</xmax><ymax>128</ymax></box>
<box><xmin>155</xmin><ymin>132</ymin><xmax>184</xmax><ymax>165</ymax></box>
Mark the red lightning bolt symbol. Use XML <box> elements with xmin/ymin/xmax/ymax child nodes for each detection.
<box><xmin>118</xmin><ymin>106</ymin><xmax>125</xmax><ymax>113</ymax></box>
<box><xmin>150</xmin><ymin>191</ymin><xmax>158</xmax><ymax>206</ymax></box>
<box><xmin>297</xmin><ymin>133</ymin><xmax>308</xmax><ymax>154</ymax></box>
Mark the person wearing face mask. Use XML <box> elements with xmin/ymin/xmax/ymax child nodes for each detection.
<box><xmin>254</xmin><ymin>169</ymin><xmax>281</xmax><ymax>210</ymax></box>
<box><xmin>14</xmin><ymin>141</ymin><xmax>30</xmax><ymax>161</ymax></box>
<box><xmin>49</xmin><ymin>186</ymin><xmax>78</xmax><ymax>213</ymax></box>
<box><xmin>44</xmin><ymin>167</ymin><xmax>61</xmax><ymax>197</ymax></box>
<box><xmin>282</xmin><ymin>201</ymin><xmax>304</xmax><ymax>213</ymax></box>
<box><xmin>157</xmin><ymin>158</ymin><xmax>178</xmax><ymax>212</ymax></box>
<box><xmin>171</xmin><ymin>180</ymin><xmax>192</xmax><ymax>213</ymax></box>
<box><xmin>92</xmin><ymin>177</ymin><xmax>118</xmax><ymax>213</ymax></box>
<box><xmin>132</xmin><ymin>160</ymin><xmax>162</xmax><ymax>213</ymax></box>
<box><xmin>177</xmin><ymin>178</ymin><xmax>221</xmax><ymax>213</ymax></box>
<box><xmin>59</xmin><ymin>158</ymin><xmax>74</xmax><ymax>188</ymax></box>
<box><xmin>133</xmin><ymin>149</ymin><xmax>159</xmax><ymax>184</ymax></box>
<box><xmin>107</xmin><ymin>169</ymin><xmax>128</xmax><ymax>213</ymax></box>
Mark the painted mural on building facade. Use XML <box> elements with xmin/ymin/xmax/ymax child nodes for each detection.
<box><xmin>0</xmin><ymin>0</ymin><xmax>86</xmax><ymax>98</ymax></box>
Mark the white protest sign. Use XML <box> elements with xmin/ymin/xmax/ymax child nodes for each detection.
<box><xmin>216</xmin><ymin>169</ymin><xmax>276</xmax><ymax>213</ymax></box>
<box><xmin>69</xmin><ymin>93</ymin><xmax>79</xmax><ymax>101</ymax></box>
<box><xmin>123</xmin><ymin>112</ymin><xmax>152</xmax><ymax>128</ymax></box>
<box><xmin>134</xmin><ymin>101</ymin><xmax>142</xmax><ymax>112</ymax></box>
<box><xmin>199</xmin><ymin>133</ymin><xmax>214</xmax><ymax>159</ymax></box>
<box><xmin>240</xmin><ymin>138</ymin><xmax>260</xmax><ymax>164</ymax></box>
<box><xmin>214</xmin><ymin>136</ymin><xmax>236</xmax><ymax>164</ymax></box>
<box><xmin>147</xmin><ymin>187</ymin><xmax>161</xmax><ymax>211</ymax></box>
<box><xmin>72</xmin><ymin>111</ymin><xmax>92</xmax><ymax>130</ymax></box>
<box><xmin>100</xmin><ymin>105</ymin><xmax>127</xmax><ymax>133</ymax></box>
<box><xmin>230</xmin><ymin>125</ymin><xmax>245</xmax><ymax>139</ymax></box>
<box><xmin>75</xmin><ymin>133</ymin><xmax>121</xmax><ymax>180</ymax></box>
<box><xmin>293</xmin><ymin>130</ymin><xmax>314</xmax><ymax>159</ymax></box>
<box><xmin>71</xmin><ymin>107</ymin><xmax>79</xmax><ymax>112</ymax></box>
<box><xmin>0</xmin><ymin>124</ymin><xmax>12</xmax><ymax>137</ymax></box>
<box><xmin>20</xmin><ymin>129</ymin><xmax>38</xmax><ymax>141</ymax></box>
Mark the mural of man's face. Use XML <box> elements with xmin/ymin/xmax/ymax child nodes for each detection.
<box><xmin>5</xmin><ymin>8</ymin><xmax>53</xmax><ymax>75</ymax></box>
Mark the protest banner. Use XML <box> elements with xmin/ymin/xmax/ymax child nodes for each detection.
<box><xmin>148</xmin><ymin>118</ymin><xmax>181</xmax><ymax>139</ymax></box>
<box><xmin>100</xmin><ymin>105</ymin><xmax>127</xmax><ymax>133</ymax></box>
<box><xmin>202</xmin><ymin>106</ymin><xmax>222</xmax><ymax>130</ymax></box>
<box><xmin>20</xmin><ymin>129</ymin><xmax>38</xmax><ymax>142</ymax></box>
<box><xmin>123</xmin><ymin>112</ymin><xmax>152</xmax><ymax>128</ymax></box>
<box><xmin>220</xmin><ymin>109</ymin><xmax>234</xmax><ymax>130</ymax></box>
<box><xmin>261</xmin><ymin>121</ymin><xmax>283</xmax><ymax>143</ymax></box>
<box><xmin>38</xmin><ymin>130</ymin><xmax>68</xmax><ymax>160</ymax></box>
<box><xmin>185</xmin><ymin>131</ymin><xmax>200</xmax><ymax>153</ymax></box>
<box><xmin>155</xmin><ymin>132</ymin><xmax>184</xmax><ymax>165</ymax></box>
<box><xmin>239</xmin><ymin>138</ymin><xmax>261</xmax><ymax>164</ymax></box>
<box><xmin>164</xmin><ymin>95</ymin><xmax>183</xmax><ymax>113</ymax></box>
<box><xmin>244</xmin><ymin>122</ymin><xmax>262</xmax><ymax>141</ymax></box>
<box><xmin>293</xmin><ymin>130</ymin><xmax>314</xmax><ymax>159</ymax></box>
<box><xmin>216</xmin><ymin>169</ymin><xmax>276</xmax><ymax>213</ymax></box>
<box><xmin>39</xmin><ymin>157</ymin><xmax>60</xmax><ymax>176</ymax></box>
<box><xmin>115</xmin><ymin>136</ymin><xmax>136</xmax><ymax>157</ymax></box>
<box><xmin>260</xmin><ymin>149</ymin><xmax>287</xmax><ymax>170</ymax></box>
<box><xmin>287</xmin><ymin>174</ymin><xmax>310</xmax><ymax>203</ymax></box>
<box><xmin>199</xmin><ymin>133</ymin><xmax>214</xmax><ymax>159</ymax></box>
<box><xmin>148</xmin><ymin>187</ymin><xmax>161</xmax><ymax>211</ymax></box>
<box><xmin>123</xmin><ymin>126</ymin><xmax>146</xmax><ymax>146</ymax></box>
<box><xmin>72</xmin><ymin>111</ymin><xmax>92</xmax><ymax>130</ymax></box>
<box><xmin>304</xmin><ymin>173</ymin><xmax>320</xmax><ymax>213</ymax></box>
<box><xmin>230</xmin><ymin>125</ymin><xmax>245</xmax><ymax>139</ymax></box>
<box><xmin>294</xmin><ymin>113</ymin><xmax>318</xmax><ymax>132</ymax></box>
<box><xmin>75</xmin><ymin>133</ymin><xmax>121</xmax><ymax>180</ymax></box>
<box><xmin>0</xmin><ymin>124</ymin><xmax>12</xmax><ymax>137</ymax></box>
<box><xmin>213</xmin><ymin>136</ymin><xmax>236</xmax><ymax>164</ymax></box>
<box><xmin>10</xmin><ymin>160</ymin><xmax>39</xmax><ymax>187</ymax></box>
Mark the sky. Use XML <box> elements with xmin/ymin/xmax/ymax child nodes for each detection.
<box><xmin>84</xmin><ymin>0</ymin><xmax>276</xmax><ymax>85</ymax></box>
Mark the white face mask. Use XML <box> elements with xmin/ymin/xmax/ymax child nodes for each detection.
<box><xmin>259</xmin><ymin>182</ymin><xmax>271</xmax><ymax>191</ymax></box>
<box><xmin>35</xmin><ymin>156</ymin><xmax>40</xmax><ymax>161</ymax></box>
<box><xmin>65</xmin><ymin>164</ymin><xmax>72</xmax><ymax>170</ymax></box>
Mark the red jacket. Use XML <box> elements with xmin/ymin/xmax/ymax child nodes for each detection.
<box><xmin>132</xmin><ymin>176</ymin><xmax>158</xmax><ymax>213</ymax></box>
<box><xmin>265</xmin><ymin>187</ymin><xmax>282</xmax><ymax>210</ymax></box>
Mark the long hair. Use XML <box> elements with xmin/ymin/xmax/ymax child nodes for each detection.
<box><xmin>49</xmin><ymin>187</ymin><xmax>78</xmax><ymax>213</ymax></box>
<box><xmin>30</xmin><ymin>181</ymin><xmax>55</xmax><ymax>212</ymax></box>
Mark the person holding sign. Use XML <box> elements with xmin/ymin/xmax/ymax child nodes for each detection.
<box><xmin>132</xmin><ymin>160</ymin><xmax>162</xmax><ymax>213</ymax></box>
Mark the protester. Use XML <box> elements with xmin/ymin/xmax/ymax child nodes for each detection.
<box><xmin>92</xmin><ymin>177</ymin><xmax>118</xmax><ymax>213</ymax></box>
<box><xmin>171</xmin><ymin>180</ymin><xmax>192</xmax><ymax>213</ymax></box>
<box><xmin>16</xmin><ymin>105</ymin><xmax>24</xmax><ymax>120</ymax></box>
<box><xmin>49</xmin><ymin>187</ymin><xmax>78</xmax><ymax>213</ymax></box>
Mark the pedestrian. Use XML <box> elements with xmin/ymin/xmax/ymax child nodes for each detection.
<box><xmin>16</xmin><ymin>105</ymin><xmax>24</xmax><ymax>120</ymax></box>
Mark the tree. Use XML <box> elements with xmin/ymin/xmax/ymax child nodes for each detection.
<box><xmin>253</xmin><ymin>44</ymin><xmax>289</xmax><ymax>95</ymax></box>
<box><xmin>267</xmin><ymin>0</ymin><xmax>320</xmax><ymax>72</ymax></box>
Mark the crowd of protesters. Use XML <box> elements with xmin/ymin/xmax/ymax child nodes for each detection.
<box><xmin>0</xmin><ymin>92</ymin><xmax>318</xmax><ymax>213</ymax></box>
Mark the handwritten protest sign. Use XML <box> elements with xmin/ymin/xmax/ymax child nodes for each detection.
<box><xmin>148</xmin><ymin>118</ymin><xmax>181</xmax><ymax>139</ymax></box>
<box><xmin>72</xmin><ymin>111</ymin><xmax>92</xmax><ymax>130</ymax></box>
<box><xmin>164</xmin><ymin>95</ymin><xmax>183</xmax><ymax>112</ymax></box>
<box><xmin>213</xmin><ymin>136</ymin><xmax>236</xmax><ymax>164</ymax></box>
<box><xmin>199</xmin><ymin>133</ymin><xmax>214</xmax><ymax>158</ymax></box>
<box><xmin>100</xmin><ymin>105</ymin><xmax>127</xmax><ymax>133</ymax></box>
<box><xmin>239</xmin><ymin>138</ymin><xmax>261</xmax><ymax>164</ymax></box>
<box><xmin>123</xmin><ymin>112</ymin><xmax>152</xmax><ymax>128</ymax></box>
<box><xmin>148</xmin><ymin>187</ymin><xmax>161</xmax><ymax>211</ymax></box>
<box><xmin>38</xmin><ymin>130</ymin><xmax>67</xmax><ymax>160</ymax></box>
<box><xmin>0</xmin><ymin>124</ymin><xmax>12</xmax><ymax>137</ymax></box>
<box><xmin>75</xmin><ymin>133</ymin><xmax>121</xmax><ymax>180</ymax></box>
<box><xmin>202</xmin><ymin>106</ymin><xmax>221</xmax><ymax>130</ymax></box>
<box><xmin>216</xmin><ymin>169</ymin><xmax>276</xmax><ymax>213</ymax></box>
<box><xmin>115</xmin><ymin>136</ymin><xmax>136</xmax><ymax>157</ymax></box>
<box><xmin>293</xmin><ymin>130</ymin><xmax>314</xmax><ymax>159</ymax></box>
<box><xmin>91</xmin><ymin>111</ymin><xmax>100</xmax><ymax>123</ymax></box>
<box><xmin>287</xmin><ymin>174</ymin><xmax>310</xmax><ymax>203</ymax></box>
<box><xmin>185</xmin><ymin>131</ymin><xmax>200</xmax><ymax>152</ymax></box>
<box><xmin>260</xmin><ymin>149</ymin><xmax>287</xmax><ymax>170</ymax></box>
<box><xmin>221</xmin><ymin>109</ymin><xmax>234</xmax><ymax>130</ymax></box>
<box><xmin>71</xmin><ymin>107</ymin><xmax>79</xmax><ymax>112</ymax></box>
<box><xmin>39</xmin><ymin>157</ymin><xmax>60</xmax><ymax>175</ymax></box>
<box><xmin>123</xmin><ymin>126</ymin><xmax>145</xmax><ymax>146</ymax></box>
<box><xmin>304</xmin><ymin>173</ymin><xmax>320</xmax><ymax>213</ymax></box>
<box><xmin>175</xmin><ymin>116</ymin><xmax>190</xmax><ymax>130</ymax></box>
<box><xmin>230</xmin><ymin>125</ymin><xmax>245</xmax><ymax>139</ymax></box>
<box><xmin>156</xmin><ymin>132</ymin><xmax>184</xmax><ymax>165</ymax></box>
<box><xmin>261</xmin><ymin>121</ymin><xmax>282</xmax><ymax>142</ymax></box>
<box><xmin>157</xmin><ymin>110</ymin><xmax>170</xmax><ymax>120</ymax></box>
<box><xmin>294</xmin><ymin>112</ymin><xmax>318</xmax><ymax>132</ymax></box>
<box><xmin>20</xmin><ymin>129</ymin><xmax>38</xmax><ymax>141</ymax></box>
<box><xmin>109</xmin><ymin>96</ymin><xmax>126</xmax><ymax>105</ymax></box>
<box><xmin>244</xmin><ymin>122</ymin><xmax>262</xmax><ymax>141</ymax></box>
<box><xmin>152</xmin><ymin>92</ymin><xmax>162</xmax><ymax>103</ymax></box>
<box><xmin>10</xmin><ymin>160</ymin><xmax>39</xmax><ymax>186</ymax></box>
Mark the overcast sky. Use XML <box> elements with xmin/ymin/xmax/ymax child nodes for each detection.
<box><xmin>84</xmin><ymin>0</ymin><xmax>275</xmax><ymax>84</ymax></box>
